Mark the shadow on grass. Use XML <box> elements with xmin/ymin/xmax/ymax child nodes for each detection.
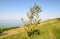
<box><xmin>0</xmin><ymin>33</ymin><xmax>8</xmax><ymax>36</ymax></box>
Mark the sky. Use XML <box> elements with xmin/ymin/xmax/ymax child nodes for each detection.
<box><xmin>0</xmin><ymin>0</ymin><xmax>60</xmax><ymax>21</ymax></box>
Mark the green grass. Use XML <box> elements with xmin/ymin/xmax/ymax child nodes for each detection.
<box><xmin>0</xmin><ymin>18</ymin><xmax>60</xmax><ymax>39</ymax></box>
<box><xmin>0</xmin><ymin>27</ymin><xmax>20</xmax><ymax>34</ymax></box>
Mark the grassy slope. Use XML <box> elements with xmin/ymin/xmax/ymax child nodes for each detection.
<box><xmin>0</xmin><ymin>18</ymin><xmax>60</xmax><ymax>39</ymax></box>
<box><xmin>0</xmin><ymin>27</ymin><xmax>20</xmax><ymax>34</ymax></box>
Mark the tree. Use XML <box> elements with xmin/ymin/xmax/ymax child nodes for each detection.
<box><xmin>26</xmin><ymin>3</ymin><xmax>42</xmax><ymax>24</ymax></box>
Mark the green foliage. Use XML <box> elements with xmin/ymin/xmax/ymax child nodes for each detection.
<box><xmin>25</xmin><ymin>23</ymin><xmax>30</xmax><ymax>27</ymax></box>
<box><xmin>0</xmin><ymin>28</ymin><xmax>4</xmax><ymax>34</ymax></box>
<box><xmin>27</xmin><ymin>29</ymin><xmax>40</xmax><ymax>36</ymax></box>
<box><xmin>20</xmin><ymin>4</ymin><xmax>42</xmax><ymax>31</ymax></box>
<box><xmin>26</xmin><ymin>3</ymin><xmax>41</xmax><ymax>24</ymax></box>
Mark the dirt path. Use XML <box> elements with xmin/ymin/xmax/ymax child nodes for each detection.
<box><xmin>0</xmin><ymin>27</ymin><xmax>25</xmax><ymax>37</ymax></box>
<box><xmin>48</xmin><ymin>29</ymin><xmax>54</xmax><ymax>39</ymax></box>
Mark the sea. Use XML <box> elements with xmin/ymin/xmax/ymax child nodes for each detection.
<box><xmin>0</xmin><ymin>19</ymin><xmax>24</xmax><ymax>28</ymax></box>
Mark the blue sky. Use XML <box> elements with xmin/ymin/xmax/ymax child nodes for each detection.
<box><xmin>0</xmin><ymin>0</ymin><xmax>60</xmax><ymax>21</ymax></box>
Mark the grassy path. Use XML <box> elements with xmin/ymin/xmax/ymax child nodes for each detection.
<box><xmin>48</xmin><ymin>29</ymin><xmax>54</xmax><ymax>39</ymax></box>
<box><xmin>0</xmin><ymin>27</ymin><xmax>25</xmax><ymax>37</ymax></box>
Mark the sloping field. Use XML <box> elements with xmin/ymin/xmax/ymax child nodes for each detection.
<box><xmin>0</xmin><ymin>18</ymin><xmax>60</xmax><ymax>39</ymax></box>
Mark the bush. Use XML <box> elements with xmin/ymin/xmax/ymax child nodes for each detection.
<box><xmin>27</xmin><ymin>29</ymin><xmax>40</xmax><ymax>36</ymax></box>
<box><xmin>25</xmin><ymin>23</ymin><xmax>30</xmax><ymax>26</ymax></box>
<box><xmin>0</xmin><ymin>28</ymin><xmax>4</xmax><ymax>34</ymax></box>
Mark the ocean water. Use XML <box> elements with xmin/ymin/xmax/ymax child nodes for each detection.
<box><xmin>0</xmin><ymin>19</ymin><xmax>23</xmax><ymax>28</ymax></box>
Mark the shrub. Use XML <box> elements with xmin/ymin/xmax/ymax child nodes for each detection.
<box><xmin>0</xmin><ymin>28</ymin><xmax>4</xmax><ymax>34</ymax></box>
<box><xmin>27</xmin><ymin>29</ymin><xmax>40</xmax><ymax>36</ymax></box>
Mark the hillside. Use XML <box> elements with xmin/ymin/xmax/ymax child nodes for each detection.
<box><xmin>0</xmin><ymin>18</ymin><xmax>60</xmax><ymax>39</ymax></box>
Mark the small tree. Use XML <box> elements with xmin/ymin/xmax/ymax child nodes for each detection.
<box><xmin>27</xmin><ymin>3</ymin><xmax>42</xmax><ymax>24</ymax></box>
